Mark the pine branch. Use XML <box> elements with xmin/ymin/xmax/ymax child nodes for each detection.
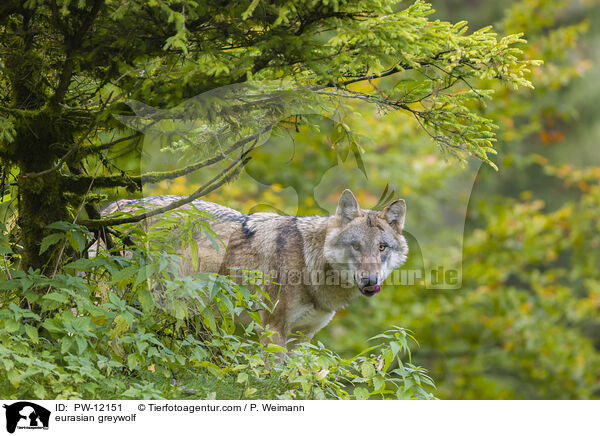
<box><xmin>50</xmin><ymin>0</ymin><xmax>105</xmax><ymax>107</ymax></box>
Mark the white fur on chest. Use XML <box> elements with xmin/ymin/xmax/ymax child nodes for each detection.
<box><xmin>288</xmin><ymin>304</ymin><xmax>335</xmax><ymax>335</ymax></box>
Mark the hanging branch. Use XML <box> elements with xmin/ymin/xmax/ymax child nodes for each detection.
<box><xmin>77</xmin><ymin>137</ymin><xmax>258</xmax><ymax>229</ymax></box>
<box><xmin>63</xmin><ymin>123</ymin><xmax>273</xmax><ymax>193</ymax></box>
<box><xmin>80</xmin><ymin>133</ymin><xmax>142</xmax><ymax>154</ymax></box>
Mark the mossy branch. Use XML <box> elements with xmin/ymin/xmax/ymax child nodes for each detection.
<box><xmin>63</xmin><ymin>126</ymin><xmax>270</xmax><ymax>193</ymax></box>
<box><xmin>77</xmin><ymin>140</ymin><xmax>257</xmax><ymax>229</ymax></box>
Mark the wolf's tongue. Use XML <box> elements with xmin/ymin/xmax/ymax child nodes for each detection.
<box><xmin>362</xmin><ymin>284</ymin><xmax>381</xmax><ymax>295</ymax></box>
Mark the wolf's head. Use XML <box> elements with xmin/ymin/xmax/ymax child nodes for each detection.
<box><xmin>324</xmin><ymin>189</ymin><xmax>408</xmax><ymax>297</ymax></box>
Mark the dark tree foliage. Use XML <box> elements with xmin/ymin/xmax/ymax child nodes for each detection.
<box><xmin>0</xmin><ymin>0</ymin><xmax>535</xmax><ymax>272</ymax></box>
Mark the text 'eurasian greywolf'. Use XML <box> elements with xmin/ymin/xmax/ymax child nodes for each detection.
<box><xmin>102</xmin><ymin>189</ymin><xmax>408</xmax><ymax>347</ymax></box>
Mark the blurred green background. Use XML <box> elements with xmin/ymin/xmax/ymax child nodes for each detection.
<box><xmin>140</xmin><ymin>0</ymin><xmax>600</xmax><ymax>399</ymax></box>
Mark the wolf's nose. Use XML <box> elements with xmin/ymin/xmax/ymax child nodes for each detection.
<box><xmin>360</xmin><ymin>274</ymin><xmax>378</xmax><ymax>288</ymax></box>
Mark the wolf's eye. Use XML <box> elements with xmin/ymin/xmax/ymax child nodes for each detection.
<box><xmin>351</xmin><ymin>242</ymin><xmax>360</xmax><ymax>251</ymax></box>
<box><xmin>379</xmin><ymin>243</ymin><xmax>388</xmax><ymax>252</ymax></box>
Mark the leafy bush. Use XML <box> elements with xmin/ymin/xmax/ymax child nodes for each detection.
<box><xmin>0</xmin><ymin>216</ymin><xmax>434</xmax><ymax>400</ymax></box>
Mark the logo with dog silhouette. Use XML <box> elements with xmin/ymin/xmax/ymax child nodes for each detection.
<box><xmin>3</xmin><ymin>402</ymin><xmax>50</xmax><ymax>433</ymax></box>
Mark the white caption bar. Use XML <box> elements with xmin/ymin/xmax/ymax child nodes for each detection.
<box><xmin>0</xmin><ymin>400</ymin><xmax>596</xmax><ymax>436</ymax></box>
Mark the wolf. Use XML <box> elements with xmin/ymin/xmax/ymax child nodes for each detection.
<box><xmin>101</xmin><ymin>189</ymin><xmax>408</xmax><ymax>347</ymax></box>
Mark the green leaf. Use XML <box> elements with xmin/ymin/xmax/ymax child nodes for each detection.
<box><xmin>396</xmin><ymin>389</ymin><xmax>411</xmax><ymax>400</ymax></box>
<box><xmin>208</xmin><ymin>278</ymin><xmax>220</xmax><ymax>301</ymax></box>
<box><xmin>61</xmin><ymin>336</ymin><xmax>73</xmax><ymax>353</ymax></box>
<box><xmin>219</xmin><ymin>294</ymin><xmax>235</xmax><ymax>317</ymax></box>
<box><xmin>39</xmin><ymin>233</ymin><xmax>64</xmax><ymax>254</ymax></box>
<box><xmin>127</xmin><ymin>354</ymin><xmax>141</xmax><ymax>370</ymax></box>
<box><xmin>361</xmin><ymin>361</ymin><xmax>376</xmax><ymax>378</ymax></box>
<box><xmin>205</xmin><ymin>231</ymin><xmax>220</xmax><ymax>252</ymax></box>
<box><xmin>134</xmin><ymin>265</ymin><xmax>152</xmax><ymax>288</ymax></box>
<box><xmin>237</xmin><ymin>372</ymin><xmax>248</xmax><ymax>384</ymax></box>
<box><xmin>112</xmin><ymin>314</ymin><xmax>130</xmax><ymax>337</ymax></box>
<box><xmin>265</xmin><ymin>343</ymin><xmax>287</xmax><ymax>353</ymax></box>
<box><xmin>24</xmin><ymin>325</ymin><xmax>39</xmax><ymax>343</ymax></box>
<box><xmin>7</xmin><ymin>370</ymin><xmax>22</xmax><ymax>388</ymax></box>
<box><xmin>46</xmin><ymin>221</ymin><xmax>72</xmax><ymax>231</ymax></box>
<box><xmin>75</xmin><ymin>336</ymin><xmax>87</xmax><ymax>354</ymax></box>
<box><xmin>67</xmin><ymin>231</ymin><xmax>87</xmax><ymax>252</ymax></box>
<box><xmin>43</xmin><ymin>292</ymin><xmax>69</xmax><ymax>304</ymax></box>
<box><xmin>0</xmin><ymin>280</ymin><xmax>19</xmax><ymax>291</ymax></box>
<box><xmin>42</xmin><ymin>318</ymin><xmax>63</xmax><ymax>333</ymax></box>
<box><xmin>4</xmin><ymin>319</ymin><xmax>20</xmax><ymax>333</ymax></box>
<box><xmin>242</xmin><ymin>0</ymin><xmax>260</xmax><ymax>20</ymax></box>
<box><xmin>112</xmin><ymin>265</ymin><xmax>139</xmax><ymax>283</ymax></box>
<box><xmin>202</xmin><ymin>308</ymin><xmax>216</xmax><ymax>333</ymax></box>
<box><xmin>190</xmin><ymin>239</ymin><xmax>199</xmax><ymax>272</ymax></box>
<box><xmin>138</xmin><ymin>290</ymin><xmax>155</xmax><ymax>313</ymax></box>
<box><xmin>64</xmin><ymin>257</ymin><xmax>107</xmax><ymax>270</ymax></box>
<box><xmin>373</xmin><ymin>375</ymin><xmax>385</xmax><ymax>391</ymax></box>
<box><xmin>390</xmin><ymin>341</ymin><xmax>402</xmax><ymax>358</ymax></box>
<box><xmin>354</xmin><ymin>386</ymin><xmax>369</xmax><ymax>400</ymax></box>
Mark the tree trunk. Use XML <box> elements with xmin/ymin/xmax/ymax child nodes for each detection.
<box><xmin>13</xmin><ymin>111</ymin><xmax>70</xmax><ymax>272</ymax></box>
<box><xmin>18</xmin><ymin>172</ymin><xmax>68</xmax><ymax>272</ymax></box>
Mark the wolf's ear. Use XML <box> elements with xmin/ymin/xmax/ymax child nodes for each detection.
<box><xmin>336</xmin><ymin>189</ymin><xmax>362</xmax><ymax>225</ymax></box>
<box><xmin>380</xmin><ymin>199</ymin><xmax>406</xmax><ymax>233</ymax></box>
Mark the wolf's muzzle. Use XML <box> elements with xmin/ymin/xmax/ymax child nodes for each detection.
<box><xmin>359</xmin><ymin>284</ymin><xmax>381</xmax><ymax>297</ymax></box>
<box><xmin>358</xmin><ymin>274</ymin><xmax>381</xmax><ymax>297</ymax></box>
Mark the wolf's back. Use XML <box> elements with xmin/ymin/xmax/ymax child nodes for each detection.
<box><xmin>100</xmin><ymin>195</ymin><xmax>244</xmax><ymax>221</ymax></box>
<box><xmin>99</xmin><ymin>195</ymin><xmax>297</xmax><ymax>278</ymax></box>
